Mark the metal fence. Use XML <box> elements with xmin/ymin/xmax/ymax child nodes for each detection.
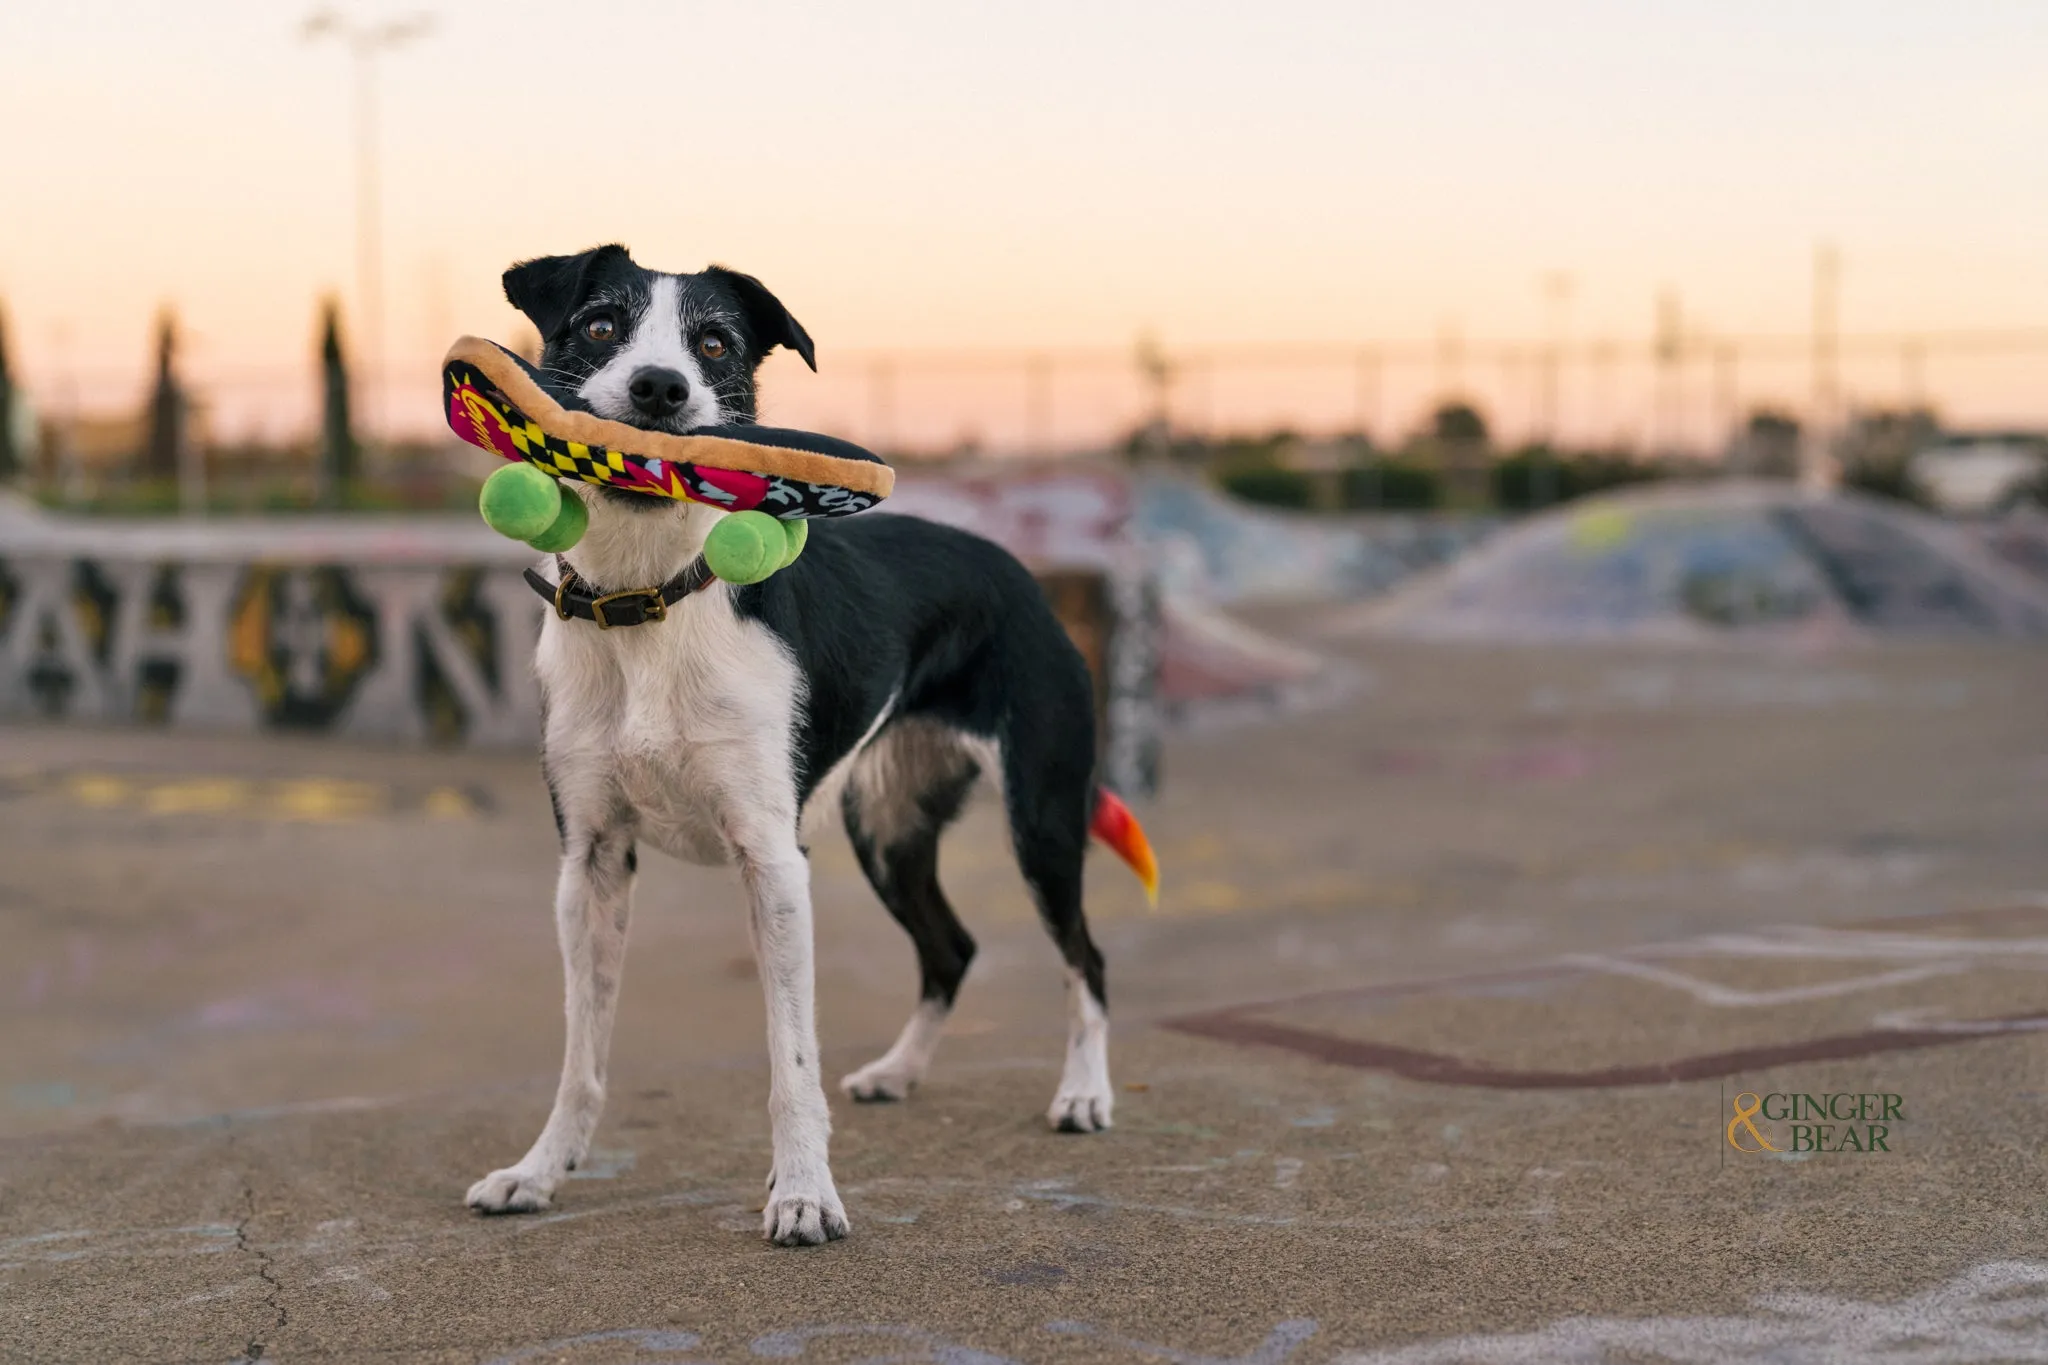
<box><xmin>18</xmin><ymin>326</ymin><xmax>2048</xmax><ymax>465</ymax></box>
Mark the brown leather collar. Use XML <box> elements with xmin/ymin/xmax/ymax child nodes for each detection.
<box><xmin>523</xmin><ymin>554</ymin><xmax>717</xmax><ymax>629</ymax></box>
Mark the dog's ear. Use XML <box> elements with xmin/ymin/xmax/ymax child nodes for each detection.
<box><xmin>503</xmin><ymin>245</ymin><xmax>631</xmax><ymax>341</ymax></box>
<box><xmin>705</xmin><ymin>266</ymin><xmax>816</xmax><ymax>371</ymax></box>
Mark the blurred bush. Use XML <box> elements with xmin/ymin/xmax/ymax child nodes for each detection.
<box><xmin>1198</xmin><ymin>407</ymin><xmax>1676</xmax><ymax>515</ymax></box>
<box><xmin>1340</xmin><ymin>459</ymin><xmax>1440</xmax><ymax>510</ymax></box>
<box><xmin>1492</xmin><ymin>446</ymin><xmax>1659</xmax><ymax>510</ymax></box>
<box><xmin>1217</xmin><ymin>465</ymin><xmax>1315</xmax><ymax>509</ymax></box>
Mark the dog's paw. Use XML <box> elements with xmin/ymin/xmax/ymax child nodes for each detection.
<box><xmin>466</xmin><ymin>1165</ymin><xmax>559</xmax><ymax>1214</ymax></box>
<box><xmin>1047</xmin><ymin>1086</ymin><xmax>1114</xmax><ymax>1134</ymax></box>
<box><xmin>840</xmin><ymin>1057</ymin><xmax>919</xmax><ymax>1103</ymax></box>
<box><xmin>761</xmin><ymin>1177</ymin><xmax>850</xmax><ymax>1247</ymax></box>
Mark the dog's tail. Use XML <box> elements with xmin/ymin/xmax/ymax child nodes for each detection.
<box><xmin>1089</xmin><ymin>787</ymin><xmax>1159</xmax><ymax>908</ymax></box>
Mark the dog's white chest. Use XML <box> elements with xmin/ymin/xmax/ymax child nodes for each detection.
<box><xmin>613</xmin><ymin>748</ymin><xmax>729</xmax><ymax>865</ymax></box>
<box><xmin>536</xmin><ymin>585</ymin><xmax>802</xmax><ymax>868</ymax></box>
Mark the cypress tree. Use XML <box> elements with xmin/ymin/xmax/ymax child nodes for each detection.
<box><xmin>143</xmin><ymin>309</ymin><xmax>183</xmax><ymax>481</ymax></box>
<box><xmin>318</xmin><ymin>297</ymin><xmax>355</xmax><ymax>507</ymax></box>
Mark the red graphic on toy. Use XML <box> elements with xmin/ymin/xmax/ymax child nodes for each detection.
<box><xmin>450</xmin><ymin>382</ymin><xmax>520</xmax><ymax>461</ymax></box>
<box><xmin>689</xmin><ymin>465</ymin><xmax>771</xmax><ymax>509</ymax></box>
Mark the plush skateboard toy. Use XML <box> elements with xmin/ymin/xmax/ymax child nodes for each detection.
<box><xmin>443</xmin><ymin>336</ymin><xmax>893</xmax><ymax>585</ymax></box>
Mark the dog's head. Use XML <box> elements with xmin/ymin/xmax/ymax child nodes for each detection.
<box><xmin>502</xmin><ymin>244</ymin><xmax>814</xmax><ymax>436</ymax></box>
<box><xmin>502</xmin><ymin>246</ymin><xmax>815</xmax><ymax>529</ymax></box>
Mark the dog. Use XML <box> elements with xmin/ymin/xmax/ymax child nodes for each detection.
<box><xmin>464</xmin><ymin>245</ymin><xmax>1152</xmax><ymax>1245</ymax></box>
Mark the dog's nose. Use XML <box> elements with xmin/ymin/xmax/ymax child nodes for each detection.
<box><xmin>627</xmin><ymin>367</ymin><xmax>690</xmax><ymax>419</ymax></box>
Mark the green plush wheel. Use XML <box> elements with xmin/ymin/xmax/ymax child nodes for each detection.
<box><xmin>525</xmin><ymin>491</ymin><xmax>588</xmax><ymax>552</ymax></box>
<box><xmin>778</xmin><ymin>518</ymin><xmax>808</xmax><ymax>569</ymax></box>
<box><xmin>480</xmin><ymin>466</ymin><xmax>810</xmax><ymax>578</ymax></box>
<box><xmin>479</xmin><ymin>463</ymin><xmax>563</xmax><ymax>542</ymax></box>
<box><xmin>705</xmin><ymin>510</ymin><xmax>803</xmax><ymax>585</ymax></box>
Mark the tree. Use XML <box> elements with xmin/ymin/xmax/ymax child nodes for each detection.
<box><xmin>1431</xmin><ymin>401</ymin><xmax>1489</xmax><ymax>445</ymax></box>
<box><xmin>143</xmin><ymin>308</ymin><xmax>184</xmax><ymax>480</ymax></box>
<box><xmin>1731</xmin><ymin>409</ymin><xmax>1801</xmax><ymax>479</ymax></box>
<box><xmin>1421</xmin><ymin>400</ymin><xmax>1492</xmax><ymax>508</ymax></box>
<box><xmin>317</xmin><ymin>297</ymin><xmax>356</xmax><ymax>507</ymax></box>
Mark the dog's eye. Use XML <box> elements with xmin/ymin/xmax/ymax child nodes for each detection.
<box><xmin>584</xmin><ymin>315</ymin><xmax>616</xmax><ymax>343</ymax></box>
<box><xmin>698</xmin><ymin>333</ymin><xmax>727</xmax><ymax>360</ymax></box>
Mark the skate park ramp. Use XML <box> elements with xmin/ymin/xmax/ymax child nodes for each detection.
<box><xmin>1135</xmin><ymin>478</ymin><xmax>1493</xmax><ymax>724</ymax></box>
<box><xmin>1135</xmin><ymin>477</ymin><xmax>1491</xmax><ymax>606</ymax></box>
<box><xmin>1343</xmin><ymin>482</ymin><xmax>2048</xmax><ymax>645</ymax></box>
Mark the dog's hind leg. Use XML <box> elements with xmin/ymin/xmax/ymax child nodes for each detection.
<box><xmin>1006</xmin><ymin>738</ymin><xmax>1113</xmax><ymax>1133</ymax></box>
<box><xmin>838</xmin><ymin>723</ymin><xmax>982</xmax><ymax>1102</ymax></box>
<box><xmin>467</xmin><ymin>815</ymin><xmax>636</xmax><ymax>1214</ymax></box>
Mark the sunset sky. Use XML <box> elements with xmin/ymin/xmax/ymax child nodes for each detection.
<box><xmin>3</xmin><ymin>1</ymin><xmax>2044</xmax><ymax>450</ymax></box>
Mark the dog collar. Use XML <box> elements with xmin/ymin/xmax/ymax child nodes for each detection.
<box><xmin>525</xmin><ymin>554</ymin><xmax>717</xmax><ymax>629</ymax></box>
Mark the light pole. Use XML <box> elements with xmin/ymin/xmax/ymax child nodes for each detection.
<box><xmin>1654</xmin><ymin>289</ymin><xmax>1683</xmax><ymax>458</ymax></box>
<box><xmin>1807</xmin><ymin>241</ymin><xmax>1841</xmax><ymax>492</ymax></box>
<box><xmin>1538</xmin><ymin>272</ymin><xmax>1573</xmax><ymax>443</ymax></box>
<box><xmin>304</xmin><ymin>9</ymin><xmax>431</xmax><ymax>453</ymax></box>
<box><xmin>1134</xmin><ymin>332</ymin><xmax>1175</xmax><ymax>456</ymax></box>
<box><xmin>1024</xmin><ymin>354</ymin><xmax>1053</xmax><ymax>455</ymax></box>
<box><xmin>1535</xmin><ymin>271</ymin><xmax>1573</xmax><ymax>507</ymax></box>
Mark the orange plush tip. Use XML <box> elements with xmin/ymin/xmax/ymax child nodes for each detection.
<box><xmin>1090</xmin><ymin>788</ymin><xmax>1159</xmax><ymax>907</ymax></box>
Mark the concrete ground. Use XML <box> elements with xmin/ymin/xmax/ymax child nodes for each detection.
<box><xmin>5</xmin><ymin>625</ymin><xmax>2048</xmax><ymax>1363</ymax></box>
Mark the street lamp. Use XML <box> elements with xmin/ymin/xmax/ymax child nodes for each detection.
<box><xmin>304</xmin><ymin>9</ymin><xmax>432</xmax><ymax>451</ymax></box>
<box><xmin>1535</xmin><ymin>271</ymin><xmax>1573</xmax><ymax>508</ymax></box>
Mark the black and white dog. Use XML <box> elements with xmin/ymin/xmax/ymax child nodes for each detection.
<box><xmin>465</xmin><ymin>245</ymin><xmax>1140</xmax><ymax>1246</ymax></box>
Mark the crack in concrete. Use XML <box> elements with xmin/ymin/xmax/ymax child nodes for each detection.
<box><xmin>232</xmin><ymin>1177</ymin><xmax>288</xmax><ymax>1362</ymax></box>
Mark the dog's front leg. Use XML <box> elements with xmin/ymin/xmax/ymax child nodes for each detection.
<box><xmin>737</xmin><ymin>838</ymin><xmax>849</xmax><ymax>1246</ymax></box>
<box><xmin>468</xmin><ymin>822</ymin><xmax>635</xmax><ymax>1213</ymax></box>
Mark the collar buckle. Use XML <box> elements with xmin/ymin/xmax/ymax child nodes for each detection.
<box><xmin>588</xmin><ymin>586</ymin><xmax>667</xmax><ymax>630</ymax></box>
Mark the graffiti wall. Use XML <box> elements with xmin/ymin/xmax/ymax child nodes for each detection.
<box><xmin>0</xmin><ymin>550</ymin><xmax>545</xmax><ymax>745</ymax></box>
<box><xmin>0</xmin><ymin>481</ymin><xmax>1161</xmax><ymax>794</ymax></box>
